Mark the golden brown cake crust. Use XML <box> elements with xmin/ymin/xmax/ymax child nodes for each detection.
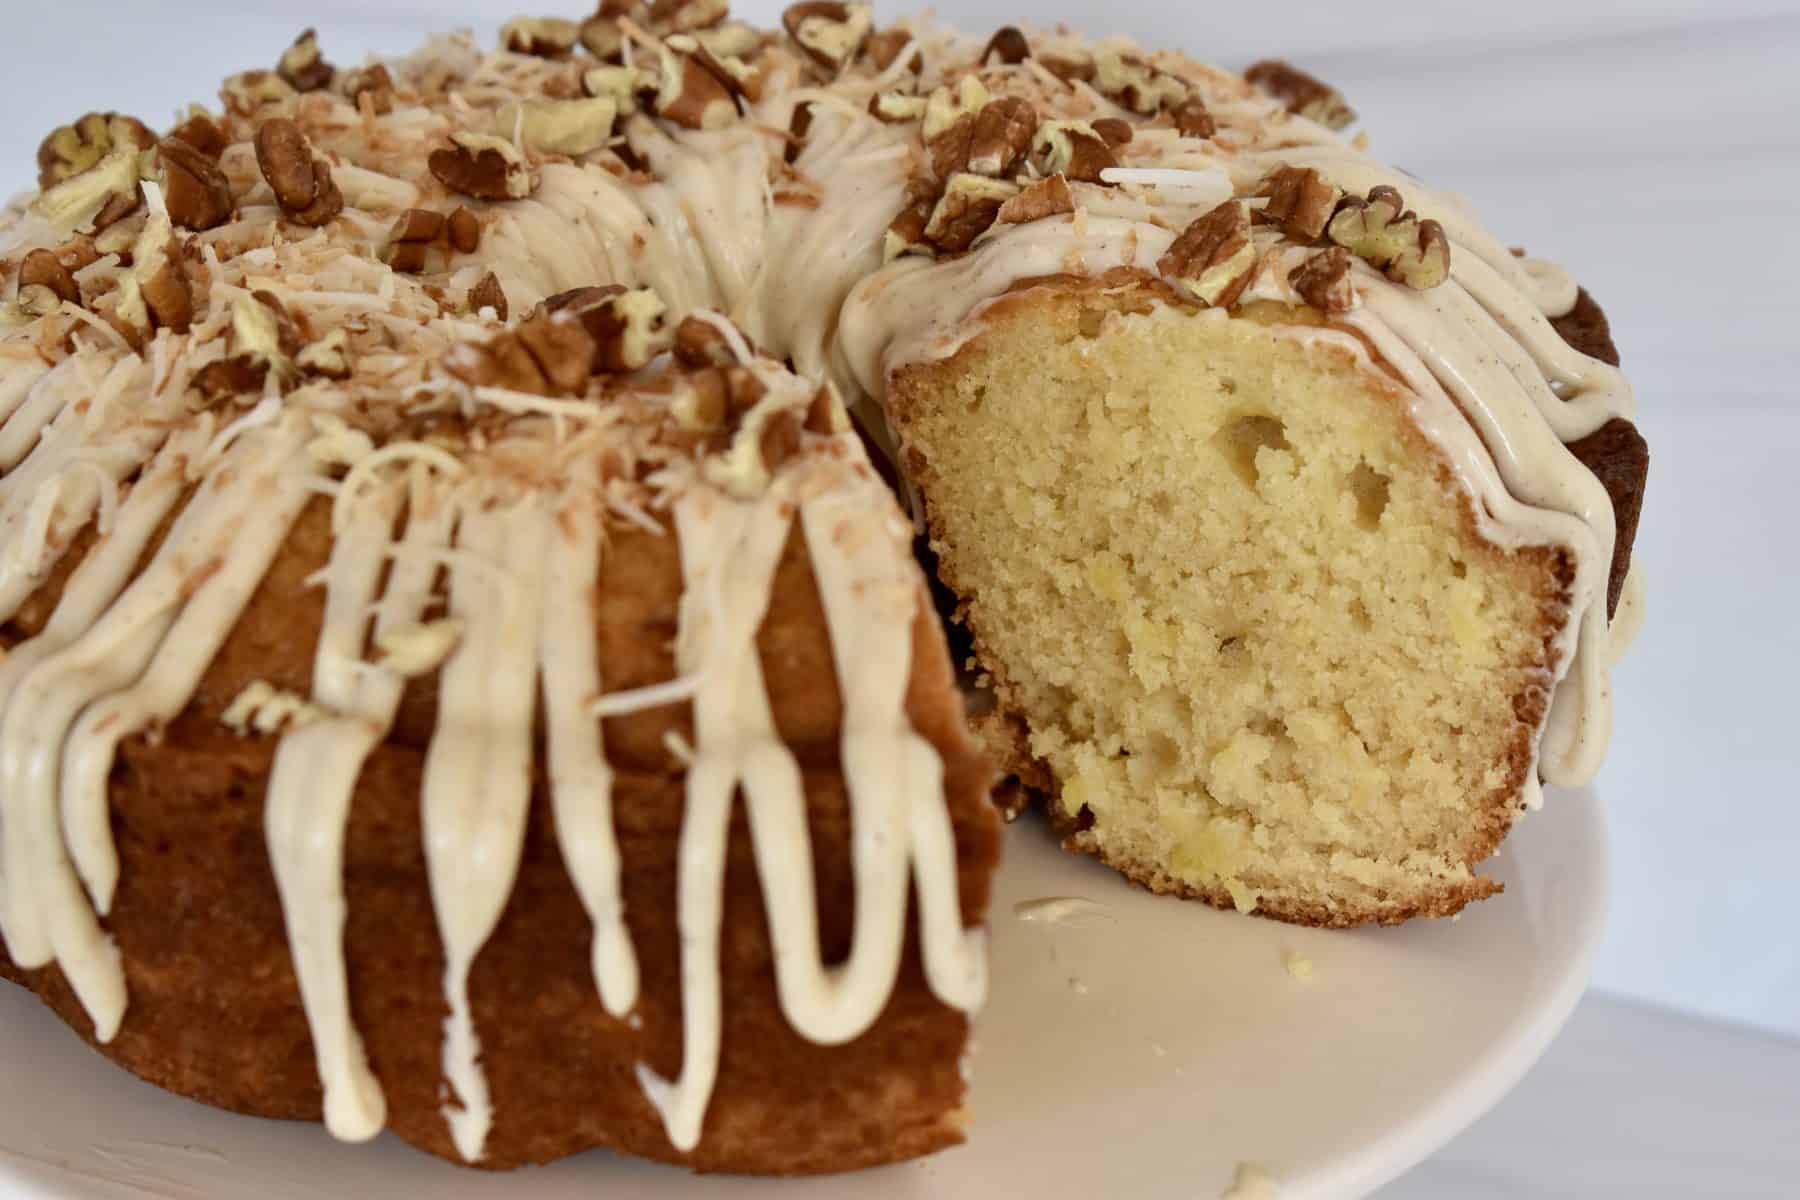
<box><xmin>888</xmin><ymin>275</ymin><xmax>1603</xmax><ymax>928</ymax></box>
<box><xmin>0</xmin><ymin>499</ymin><xmax>1000</xmax><ymax>1174</ymax></box>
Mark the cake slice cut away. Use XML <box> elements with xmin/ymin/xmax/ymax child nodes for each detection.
<box><xmin>889</xmin><ymin>281</ymin><xmax>1581</xmax><ymax>925</ymax></box>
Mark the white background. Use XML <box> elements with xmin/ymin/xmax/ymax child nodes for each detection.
<box><xmin>3</xmin><ymin>0</ymin><xmax>1798</xmax><ymax>1191</ymax></box>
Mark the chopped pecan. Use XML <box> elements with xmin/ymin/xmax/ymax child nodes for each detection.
<box><xmin>650</xmin><ymin>0</ymin><xmax>729</xmax><ymax>33</ymax></box>
<box><xmin>582</xmin><ymin>64</ymin><xmax>643</xmax><ymax>113</ymax></box>
<box><xmin>1094</xmin><ymin>50</ymin><xmax>1190</xmax><ymax>115</ymax></box>
<box><xmin>673</xmin><ymin>314</ymin><xmax>739</xmax><ymax>367</ymax></box>
<box><xmin>1244</xmin><ymin>60</ymin><xmax>1355</xmax><ymax>131</ymax></box>
<box><xmin>447</xmin><ymin>312</ymin><xmax>596</xmax><ymax>396</ymax></box>
<box><xmin>339</xmin><ymin>64</ymin><xmax>397</xmax><ymax>115</ymax></box>
<box><xmin>9</xmin><ymin>285</ymin><xmax>62</xmax><ymax>322</ymax></box>
<box><xmin>36</xmin><ymin>112</ymin><xmax>155</xmax><ymax>190</ymax></box>
<box><xmin>1257</xmin><ymin>165</ymin><xmax>1341</xmax><ymax>241</ymax></box>
<box><xmin>695</xmin><ymin>21</ymin><xmax>764</xmax><ymax>62</ymax></box>
<box><xmin>468</xmin><ymin>272</ymin><xmax>508</xmax><ymax>320</ymax></box>
<box><xmin>20</xmin><ymin>250</ymin><xmax>80</xmax><ymax>306</ymax></box>
<box><xmin>502</xmin><ymin>17</ymin><xmax>582</xmax><ymax>56</ymax></box>
<box><xmin>924</xmin><ymin>174</ymin><xmax>1018</xmax><ymax>253</ymax></box>
<box><xmin>195</xmin><ymin>290</ymin><xmax>302</xmax><ymax>400</ymax></box>
<box><xmin>155</xmin><ymin>137</ymin><xmax>235</xmax><ymax>231</ymax></box>
<box><xmin>997</xmin><ymin>173</ymin><xmax>1075</xmax><ymax>225</ymax></box>
<box><xmin>222</xmin><ymin>70</ymin><xmax>299</xmax><ymax>120</ymax></box>
<box><xmin>496</xmin><ymin>97</ymin><xmax>619</xmax><ymax>156</ymax></box>
<box><xmin>169</xmin><ymin>111</ymin><xmax>228</xmax><ymax>159</ymax></box>
<box><xmin>380</xmin><ymin>208</ymin><xmax>446</xmax><ymax>273</ymax></box>
<box><xmin>113</xmin><ymin>213</ymin><xmax>194</xmax><ymax>341</ymax></box>
<box><xmin>579</xmin><ymin>5</ymin><xmax>636</xmax><ymax>61</ymax></box>
<box><xmin>254</xmin><ymin>118</ymin><xmax>344</xmax><ymax>225</ymax></box>
<box><xmin>1327</xmin><ymin>185</ymin><xmax>1450</xmax><ymax>288</ymax></box>
<box><xmin>1287</xmin><ymin>246</ymin><xmax>1354</xmax><ymax>312</ymax></box>
<box><xmin>981</xmin><ymin>26</ymin><xmax>1031</xmax><ymax>65</ymax></box>
<box><xmin>33</xmin><ymin>143</ymin><xmax>144</xmax><ymax>232</ymax></box>
<box><xmin>1092</xmin><ymin>117</ymin><xmax>1135</xmax><ymax>148</ymax></box>
<box><xmin>277</xmin><ymin>29</ymin><xmax>334</xmax><ymax>92</ymax></box>
<box><xmin>1030</xmin><ymin>120</ymin><xmax>1116</xmax><ymax>184</ymax></box>
<box><xmin>966</xmin><ymin>98</ymin><xmax>1037</xmax><ymax>178</ymax></box>
<box><xmin>429</xmin><ymin>132</ymin><xmax>538</xmax><ymax>201</ymax></box>
<box><xmin>673</xmin><ymin>363</ymin><xmax>766</xmax><ymax>430</ymax></box>
<box><xmin>863</xmin><ymin>28</ymin><xmax>921</xmax><ymax>73</ymax></box>
<box><xmin>1039</xmin><ymin>49</ymin><xmax>1095</xmax><ymax>84</ymax></box>
<box><xmin>447</xmin><ymin>206</ymin><xmax>481</xmax><ymax>254</ymax></box>
<box><xmin>782</xmin><ymin>2</ymin><xmax>872</xmax><ymax>70</ymax></box>
<box><xmin>1158</xmin><ymin>200</ymin><xmax>1257</xmax><ymax>307</ymax></box>
<box><xmin>53</xmin><ymin>237</ymin><xmax>101</xmax><ymax>274</ymax></box>
<box><xmin>647</xmin><ymin>45</ymin><xmax>739</xmax><ymax>130</ymax></box>
<box><xmin>1170</xmin><ymin>97</ymin><xmax>1215</xmax><ymax>139</ymax></box>
<box><xmin>544</xmin><ymin>285</ymin><xmax>671</xmax><ymax>372</ymax></box>
<box><xmin>923</xmin><ymin>76</ymin><xmax>992</xmax><ymax>179</ymax></box>
<box><xmin>883</xmin><ymin>190</ymin><xmax>935</xmax><ymax>262</ymax></box>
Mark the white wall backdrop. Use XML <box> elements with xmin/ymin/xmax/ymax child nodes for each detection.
<box><xmin>4</xmin><ymin>0</ymin><xmax>1797</xmax><ymax>1040</ymax></box>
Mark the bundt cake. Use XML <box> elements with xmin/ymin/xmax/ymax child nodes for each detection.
<box><xmin>0</xmin><ymin>1</ymin><xmax>1644</xmax><ymax>1175</ymax></box>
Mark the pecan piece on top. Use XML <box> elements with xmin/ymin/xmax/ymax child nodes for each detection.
<box><xmin>501</xmin><ymin>16</ymin><xmax>582</xmax><ymax>57</ymax></box>
<box><xmin>429</xmin><ymin>132</ymin><xmax>538</xmax><ymax>201</ymax></box>
<box><xmin>340</xmin><ymin>64</ymin><xmax>398</xmax><ymax>115</ymax></box>
<box><xmin>673</xmin><ymin>313</ymin><xmax>740</xmax><ymax>367</ymax></box>
<box><xmin>1091</xmin><ymin>117</ymin><xmax>1135</xmax><ymax>148</ymax></box>
<box><xmin>1030</xmin><ymin>120</ymin><xmax>1116</xmax><ymax>184</ymax></box>
<box><xmin>380</xmin><ymin>208</ymin><xmax>447</xmax><ymax>273</ymax></box>
<box><xmin>1170</xmin><ymin>97</ymin><xmax>1216</xmax><ymax>139</ymax></box>
<box><xmin>155</xmin><ymin>137</ymin><xmax>235</xmax><ymax>231</ymax></box>
<box><xmin>446</xmin><ymin>206</ymin><xmax>481</xmax><ymax>254</ymax></box>
<box><xmin>468</xmin><ymin>272</ymin><xmax>508</xmax><ymax>320</ymax></box>
<box><xmin>997</xmin><ymin>173</ymin><xmax>1075</xmax><ymax>225</ymax></box>
<box><xmin>447</xmin><ymin>312</ymin><xmax>597</xmax><ymax>396</ymax></box>
<box><xmin>863</xmin><ymin>28</ymin><xmax>922</xmax><ymax>73</ymax></box>
<box><xmin>1244</xmin><ymin>60</ymin><xmax>1355</xmax><ymax>131</ymax></box>
<box><xmin>650</xmin><ymin>0</ymin><xmax>730</xmax><ymax>34</ymax></box>
<box><xmin>277</xmin><ymin>28</ymin><xmax>335</xmax><ymax>93</ymax></box>
<box><xmin>169</xmin><ymin>110</ymin><xmax>229</xmax><ymax>159</ymax></box>
<box><xmin>36</xmin><ymin>112</ymin><xmax>155</xmax><ymax>191</ymax></box>
<box><xmin>1257</xmin><ymin>164</ymin><xmax>1342</xmax><ymax>242</ymax></box>
<box><xmin>1288</xmin><ymin>245</ymin><xmax>1354</xmax><ymax>312</ymax></box>
<box><xmin>966</xmin><ymin>98</ymin><xmax>1037</xmax><ymax>178</ymax></box>
<box><xmin>648</xmin><ymin>45</ymin><xmax>740</xmax><ymax>131</ymax></box>
<box><xmin>20</xmin><ymin>249</ymin><xmax>80</xmax><ymax>306</ymax></box>
<box><xmin>1094</xmin><ymin>50</ymin><xmax>1190</xmax><ymax>115</ymax></box>
<box><xmin>1327</xmin><ymin>185</ymin><xmax>1451</xmax><ymax>288</ymax></box>
<box><xmin>253</xmin><ymin>118</ymin><xmax>344</xmax><ymax>226</ymax></box>
<box><xmin>981</xmin><ymin>26</ymin><xmax>1031</xmax><ymax>65</ymax></box>
<box><xmin>545</xmin><ymin>285</ymin><xmax>672</xmax><ymax>372</ymax></box>
<box><xmin>1159</xmin><ymin>200</ymin><xmax>1258</xmax><ymax>307</ymax></box>
<box><xmin>782</xmin><ymin>2</ymin><xmax>873</xmax><ymax>70</ymax></box>
<box><xmin>923</xmin><ymin>173</ymin><xmax>1018</xmax><ymax>254</ymax></box>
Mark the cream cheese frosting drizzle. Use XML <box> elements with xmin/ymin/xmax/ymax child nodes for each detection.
<box><xmin>0</xmin><ymin>5</ymin><xmax>1638</xmax><ymax>1164</ymax></box>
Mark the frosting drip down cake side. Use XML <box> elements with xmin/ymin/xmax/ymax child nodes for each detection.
<box><xmin>0</xmin><ymin>0</ymin><xmax>1645</xmax><ymax>1175</ymax></box>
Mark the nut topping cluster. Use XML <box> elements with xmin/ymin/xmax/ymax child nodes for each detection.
<box><xmin>1327</xmin><ymin>186</ymin><xmax>1451</xmax><ymax>289</ymax></box>
<box><xmin>254</xmin><ymin>118</ymin><xmax>344</xmax><ymax>226</ymax></box>
<box><xmin>154</xmin><ymin>137</ymin><xmax>235</xmax><ymax>232</ymax></box>
<box><xmin>379</xmin><ymin>206</ymin><xmax>482</xmax><ymax>273</ymax></box>
<box><xmin>36</xmin><ymin>112</ymin><xmax>154</xmax><ymax>191</ymax></box>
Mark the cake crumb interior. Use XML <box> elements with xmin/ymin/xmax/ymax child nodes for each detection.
<box><xmin>893</xmin><ymin>288</ymin><xmax>1565</xmax><ymax>922</ymax></box>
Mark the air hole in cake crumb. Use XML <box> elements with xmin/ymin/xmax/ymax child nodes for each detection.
<box><xmin>1214</xmin><ymin>414</ymin><xmax>1291</xmax><ymax>490</ymax></box>
<box><xmin>1217</xmin><ymin>633</ymin><xmax>1247</xmax><ymax>665</ymax></box>
<box><xmin>1450</xmin><ymin>558</ymin><xmax>1468</xmax><ymax>578</ymax></box>
<box><xmin>1348</xmin><ymin>462</ymin><xmax>1390</xmax><ymax>530</ymax></box>
<box><xmin>1350</xmin><ymin>598</ymin><xmax>1374</xmax><ymax>632</ymax></box>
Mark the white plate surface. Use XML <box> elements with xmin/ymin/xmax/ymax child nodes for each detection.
<box><xmin>0</xmin><ymin>787</ymin><xmax>1607</xmax><ymax>1200</ymax></box>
